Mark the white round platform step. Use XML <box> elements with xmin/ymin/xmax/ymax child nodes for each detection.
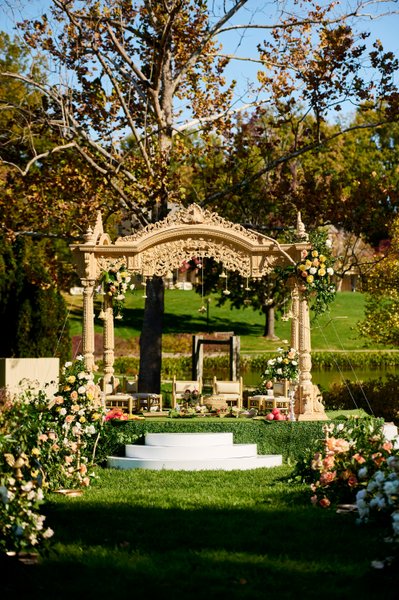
<box><xmin>125</xmin><ymin>442</ymin><xmax>257</xmax><ymax>459</ymax></box>
<box><xmin>107</xmin><ymin>454</ymin><xmax>283</xmax><ymax>471</ymax></box>
<box><xmin>107</xmin><ymin>431</ymin><xmax>283</xmax><ymax>471</ymax></box>
<box><xmin>144</xmin><ymin>432</ymin><xmax>233</xmax><ymax>447</ymax></box>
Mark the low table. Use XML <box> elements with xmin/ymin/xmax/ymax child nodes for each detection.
<box><xmin>204</xmin><ymin>395</ymin><xmax>240</xmax><ymax>410</ymax></box>
<box><xmin>105</xmin><ymin>393</ymin><xmax>163</xmax><ymax>414</ymax></box>
<box><xmin>249</xmin><ymin>394</ymin><xmax>290</xmax><ymax>414</ymax></box>
<box><xmin>105</xmin><ymin>394</ymin><xmax>135</xmax><ymax>415</ymax></box>
<box><xmin>131</xmin><ymin>393</ymin><xmax>163</xmax><ymax>412</ymax></box>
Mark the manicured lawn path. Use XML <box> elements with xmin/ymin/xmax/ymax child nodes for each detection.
<box><xmin>4</xmin><ymin>466</ymin><xmax>398</xmax><ymax>599</ymax></box>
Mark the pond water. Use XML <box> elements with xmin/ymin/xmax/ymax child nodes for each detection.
<box><xmin>200</xmin><ymin>366</ymin><xmax>399</xmax><ymax>392</ymax></box>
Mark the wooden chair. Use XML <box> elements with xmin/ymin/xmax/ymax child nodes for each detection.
<box><xmin>122</xmin><ymin>377</ymin><xmax>138</xmax><ymax>394</ymax></box>
<box><xmin>212</xmin><ymin>376</ymin><xmax>243</xmax><ymax>409</ymax></box>
<box><xmin>122</xmin><ymin>377</ymin><xmax>163</xmax><ymax>412</ymax></box>
<box><xmin>105</xmin><ymin>394</ymin><xmax>135</xmax><ymax>415</ymax></box>
<box><xmin>101</xmin><ymin>376</ymin><xmax>138</xmax><ymax>415</ymax></box>
<box><xmin>273</xmin><ymin>380</ymin><xmax>289</xmax><ymax>398</ymax></box>
<box><xmin>271</xmin><ymin>379</ymin><xmax>290</xmax><ymax>414</ymax></box>
<box><xmin>172</xmin><ymin>376</ymin><xmax>202</xmax><ymax>408</ymax></box>
<box><xmin>98</xmin><ymin>374</ymin><xmax>120</xmax><ymax>395</ymax></box>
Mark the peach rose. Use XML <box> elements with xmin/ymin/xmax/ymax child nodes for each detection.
<box><xmin>320</xmin><ymin>471</ymin><xmax>336</xmax><ymax>486</ymax></box>
<box><xmin>323</xmin><ymin>455</ymin><xmax>335</xmax><ymax>470</ymax></box>
<box><xmin>319</xmin><ymin>497</ymin><xmax>331</xmax><ymax>508</ymax></box>
<box><xmin>353</xmin><ymin>453</ymin><xmax>366</xmax><ymax>464</ymax></box>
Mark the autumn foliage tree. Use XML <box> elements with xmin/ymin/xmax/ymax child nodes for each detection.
<box><xmin>1</xmin><ymin>1</ymin><xmax>399</xmax><ymax>389</ymax></box>
<box><xmin>357</xmin><ymin>216</ymin><xmax>399</xmax><ymax>346</ymax></box>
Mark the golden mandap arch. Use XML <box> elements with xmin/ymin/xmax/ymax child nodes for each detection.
<box><xmin>70</xmin><ymin>203</ymin><xmax>327</xmax><ymax>421</ymax></box>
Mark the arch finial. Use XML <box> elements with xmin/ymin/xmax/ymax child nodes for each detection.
<box><xmin>84</xmin><ymin>225</ymin><xmax>94</xmax><ymax>244</ymax></box>
<box><xmin>297</xmin><ymin>212</ymin><xmax>309</xmax><ymax>241</ymax></box>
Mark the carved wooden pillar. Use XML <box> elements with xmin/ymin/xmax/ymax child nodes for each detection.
<box><xmin>290</xmin><ymin>283</ymin><xmax>300</xmax><ymax>352</ymax></box>
<box><xmin>82</xmin><ymin>278</ymin><xmax>96</xmax><ymax>372</ymax></box>
<box><xmin>103</xmin><ymin>294</ymin><xmax>115</xmax><ymax>390</ymax></box>
<box><xmin>298</xmin><ymin>287</ymin><xmax>313</xmax><ymax>417</ymax></box>
<box><xmin>296</xmin><ymin>287</ymin><xmax>328</xmax><ymax>420</ymax></box>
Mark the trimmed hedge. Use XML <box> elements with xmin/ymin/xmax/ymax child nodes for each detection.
<box><xmin>250</xmin><ymin>351</ymin><xmax>399</xmax><ymax>371</ymax></box>
<box><xmin>97</xmin><ymin>418</ymin><xmax>327</xmax><ymax>465</ymax></box>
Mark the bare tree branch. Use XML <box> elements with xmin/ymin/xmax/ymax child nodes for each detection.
<box><xmin>1</xmin><ymin>142</ymin><xmax>76</xmax><ymax>176</ymax></box>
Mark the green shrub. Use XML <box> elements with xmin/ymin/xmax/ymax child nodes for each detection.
<box><xmin>323</xmin><ymin>373</ymin><xmax>399</xmax><ymax>424</ymax></box>
<box><xmin>0</xmin><ymin>236</ymin><xmax>70</xmax><ymax>363</ymax></box>
<box><xmin>249</xmin><ymin>351</ymin><xmax>399</xmax><ymax>372</ymax></box>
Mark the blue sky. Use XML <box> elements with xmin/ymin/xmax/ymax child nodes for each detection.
<box><xmin>2</xmin><ymin>0</ymin><xmax>398</xmax><ymax>120</ymax></box>
<box><xmin>2</xmin><ymin>0</ymin><xmax>398</xmax><ymax>52</ymax></box>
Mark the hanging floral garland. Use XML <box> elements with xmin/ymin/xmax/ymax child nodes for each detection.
<box><xmin>296</xmin><ymin>231</ymin><xmax>336</xmax><ymax>315</ymax></box>
<box><xmin>296</xmin><ymin>230</ymin><xmax>336</xmax><ymax>317</ymax></box>
<box><xmin>98</xmin><ymin>263</ymin><xmax>134</xmax><ymax>319</ymax></box>
<box><xmin>276</xmin><ymin>229</ymin><xmax>336</xmax><ymax>318</ymax></box>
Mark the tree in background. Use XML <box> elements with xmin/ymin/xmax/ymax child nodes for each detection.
<box><xmin>1</xmin><ymin>1</ymin><xmax>399</xmax><ymax>390</ymax></box>
<box><xmin>0</xmin><ymin>235</ymin><xmax>70</xmax><ymax>363</ymax></box>
<box><xmin>358</xmin><ymin>216</ymin><xmax>399</xmax><ymax>346</ymax></box>
<box><xmin>0</xmin><ymin>32</ymin><xmax>72</xmax><ymax>361</ymax></box>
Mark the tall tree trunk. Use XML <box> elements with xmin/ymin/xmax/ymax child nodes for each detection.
<box><xmin>138</xmin><ymin>276</ymin><xmax>164</xmax><ymax>393</ymax></box>
<box><xmin>263</xmin><ymin>304</ymin><xmax>279</xmax><ymax>339</ymax></box>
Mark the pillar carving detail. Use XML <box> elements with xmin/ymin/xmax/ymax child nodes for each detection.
<box><xmin>81</xmin><ymin>279</ymin><xmax>96</xmax><ymax>372</ymax></box>
<box><xmin>290</xmin><ymin>282</ymin><xmax>300</xmax><ymax>352</ymax></box>
<box><xmin>102</xmin><ymin>295</ymin><xmax>115</xmax><ymax>391</ymax></box>
<box><xmin>296</xmin><ymin>288</ymin><xmax>328</xmax><ymax>421</ymax></box>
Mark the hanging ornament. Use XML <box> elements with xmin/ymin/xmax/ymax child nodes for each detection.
<box><xmin>142</xmin><ymin>278</ymin><xmax>147</xmax><ymax>299</ymax></box>
<box><xmin>281</xmin><ymin>298</ymin><xmax>289</xmax><ymax>321</ymax></box>
<box><xmin>223</xmin><ymin>272</ymin><xmax>230</xmax><ymax>296</ymax></box>
<box><xmin>243</xmin><ymin>275</ymin><xmax>251</xmax><ymax>306</ymax></box>
<box><xmin>281</xmin><ymin>297</ymin><xmax>294</xmax><ymax>321</ymax></box>
<box><xmin>98</xmin><ymin>307</ymin><xmax>106</xmax><ymax>320</ymax></box>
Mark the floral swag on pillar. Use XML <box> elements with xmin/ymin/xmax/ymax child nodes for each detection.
<box><xmin>98</xmin><ymin>263</ymin><xmax>134</xmax><ymax>320</ymax></box>
<box><xmin>296</xmin><ymin>231</ymin><xmax>336</xmax><ymax>318</ymax></box>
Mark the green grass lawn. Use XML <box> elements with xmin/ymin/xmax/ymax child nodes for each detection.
<box><xmin>4</xmin><ymin>465</ymin><xmax>397</xmax><ymax>599</ymax></box>
<box><xmin>66</xmin><ymin>289</ymin><xmax>395</xmax><ymax>354</ymax></box>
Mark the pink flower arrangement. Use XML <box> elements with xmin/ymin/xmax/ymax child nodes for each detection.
<box><xmin>105</xmin><ymin>407</ymin><xmax>145</xmax><ymax>421</ymax></box>
<box><xmin>293</xmin><ymin>415</ymin><xmax>399</xmax><ymax>508</ymax></box>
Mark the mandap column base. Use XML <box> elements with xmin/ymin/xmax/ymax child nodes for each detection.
<box><xmin>295</xmin><ymin>383</ymin><xmax>328</xmax><ymax>421</ymax></box>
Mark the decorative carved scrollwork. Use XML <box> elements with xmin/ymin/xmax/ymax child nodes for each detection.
<box><xmin>117</xmin><ymin>203</ymin><xmax>263</xmax><ymax>245</ymax></box>
<box><xmin>140</xmin><ymin>238</ymin><xmax>252</xmax><ymax>277</ymax></box>
<box><xmin>96</xmin><ymin>257</ymin><xmax>127</xmax><ymax>279</ymax></box>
